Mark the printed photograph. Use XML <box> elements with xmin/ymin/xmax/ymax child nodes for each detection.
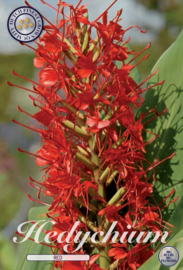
<box><xmin>0</xmin><ymin>1</ymin><xmax>183</xmax><ymax>269</ymax></box>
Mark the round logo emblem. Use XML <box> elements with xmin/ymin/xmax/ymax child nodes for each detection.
<box><xmin>158</xmin><ymin>246</ymin><xmax>179</xmax><ymax>267</ymax></box>
<box><xmin>7</xmin><ymin>6</ymin><xmax>43</xmax><ymax>43</ymax></box>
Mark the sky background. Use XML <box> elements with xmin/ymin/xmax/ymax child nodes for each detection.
<box><xmin>0</xmin><ymin>0</ymin><xmax>165</xmax><ymax>53</ymax></box>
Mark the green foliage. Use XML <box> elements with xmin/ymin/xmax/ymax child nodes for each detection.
<box><xmin>15</xmin><ymin>206</ymin><xmax>53</xmax><ymax>270</ymax></box>
<box><xmin>0</xmin><ymin>174</ymin><xmax>22</xmax><ymax>230</ymax></box>
<box><xmin>0</xmin><ymin>53</ymin><xmax>34</xmax><ymax>122</ymax></box>
<box><xmin>138</xmin><ymin>228</ymin><xmax>183</xmax><ymax>270</ymax></box>
<box><xmin>138</xmin><ymin>29</ymin><xmax>183</xmax><ymax>267</ymax></box>
<box><xmin>0</xmin><ymin>234</ymin><xmax>16</xmax><ymax>270</ymax></box>
<box><xmin>132</xmin><ymin>0</ymin><xmax>183</xmax><ymax>81</ymax></box>
<box><xmin>130</xmin><ymin>30</ymin><xmax>175</xmax><ymax>81</ymax></box>
<box><xmin>0</xmin><ymin>52</ymin><xmax>38</xmax><ymax>230</ymax></box>
<box><xmin>0</xmin><ymin>141</ymin><xmax>22</xmax><ymax>230</ymax></box>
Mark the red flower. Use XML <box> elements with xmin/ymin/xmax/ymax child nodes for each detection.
<box><xmin>108</xmin><ymin>244</ymin><xmax>127</xmax><ymax>260</ymax></box>
<box><xmin>11</xmin><ymin>1</ymin><xmax>175</xmax><ymax>269</ymax></box>
<box><xmin>33</xmin><ymin>109</ymin><xmax>52</xmax><ymax>126</ymax></box>
<box><xmin>77</xmin><ymin>51</ymin><xmax>96</xmax><ymax>78</ymax></box>
<box><xmin>39</xmin><ymin>67</ymin><xmax>58</xmax><ymax>86</ymax></box>
<box><xmin>62</xmin><ymin>261</ymin><xmax>86</xmax><ymax>270</ymax></box>
<box><xmin>87</xmin><ymin>116</ymin><xmax>110</xmax><ymax>133</ymax></box>
<box><xmin>34</xmin><ymin>57</ymin><xmax>46</xmax><ymax>68</ymax></box>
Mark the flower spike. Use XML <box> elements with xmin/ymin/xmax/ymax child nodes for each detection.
<box><xmin>12</xmin><ymin>1</ymin><xmax>176</xmax><ymax>269</ymax></box>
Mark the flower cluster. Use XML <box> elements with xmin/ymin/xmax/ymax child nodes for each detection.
<box><xmin>10</xmin><ymin>0</ymin><xmax>176</xmax><ymax>269</ymax></box>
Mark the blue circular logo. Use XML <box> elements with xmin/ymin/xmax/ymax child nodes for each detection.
<box><xmin>158</xmin><ymin>246</ymin><xmax>179</xmax><ymax>267</ymax></box>
<box><xmin>7</xmin><ymin>6</ymin><xmax>43</xmax><ymax>43</ymax></box>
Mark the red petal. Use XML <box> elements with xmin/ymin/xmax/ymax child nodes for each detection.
<box><xmin>144</xmin><ymin>212</ymin><xmax>159</xmax><ymax>221</ymax></box>
<box><xmin>57</xmin><ymin>2</ymin><xmax>72</xmax><ymax>7</ymax></box>
<box><xmin>77</xmin><ymin>69</ymin><xmax>93</xmax><ymax>78</ymax></box>
<box><xmin>89</xmin><ymin>254</ymin><xmax>101</xmax><ymax>266</ymax></box>
<box><xmin>108</xmin><ymin>248</ymin><xmax>127</xmax><ymax>260</ymax></box>
<box><xmin>76</xmin><ymin>16</ymin><xmax>90</xmax><ymax>24</ymax></box>
<box><xmin>91</xmin><ymin>264</ymin><xmax>103</xmax><ymax>270</ymax></box>
<box><xmin>45</xmin><ymin>42</ymin><xmax>57</xmax><ymax>53</ymax></box>
<box><xmin>102</xmin><ymin>11</ymin><xmax>107</xmax><ymax>25</ymax></box>
<box><xmin>86</xmin><ymin>117</ymin><xmax>97</xmax><ymax>127</ymax></box>
<box><xmin>34</xmin><ymin>57</ymin><xmax>46</xmax><ymax>68</ymax></box>
<box><xmin>62</xmin><ymin>261</ymin><xmax>84</xmax><ymax>270</ymax></box>
<box><xmin>36</xmin><ymin>157</ymin><xmax>50</xmax><ymax>166</ymax></box>
<box><xmin>33</xmin><ymin>110</ymin><xmax>52</xmax><ymax>126</ymax></box>
<box><xmin>39</xmin><ymin>67</ymin><xmax>58</xmax><ymax>86</ymax></box>
<box><xmin>129</xmin><ymin>264</ymin><xmax>137</xmax><ymax>270</ymax></box>
<box><xmin>97</xmin><ymin>120</ymin><xmax>110</xmax><ymax>129</ymax></box>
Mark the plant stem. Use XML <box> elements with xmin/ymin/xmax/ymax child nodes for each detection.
<box><xmin>108</xmin><ymin>187</ymin><xmax>126</xmax><ymax>206</ymax></box>
<box><xmin>62</xmin><ymin>120</ymin><xmax>90</xmax><ymax>140</ymax></box>
<box><xmin>106</xmin><ymin>260</ymin><xmax>119</xmax><ymax>270</ymax></box>
<box><xmin>75</xmin><ymin>153</ymin><xmax>97</xmax><ymax>170</ymax></box>
<box><xmin>88</xmin><ymin>135</ymin><xmax>111</xmax><ymax>269</ymax></box>
<box><xmin>77</xmin><ymin>209</ymin><xmax>99</xmax><ymax>233</ymax></box>
<box><xmin>99</xmin><ymin>249</ymin><xmax>111</xmax><ymax>269</ymax></box>
<box><xmin>106</xmin><ymin>170</ymin><xmax>118</xmax><ymax>186</ymax></box>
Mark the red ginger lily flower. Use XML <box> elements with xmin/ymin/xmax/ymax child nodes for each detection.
<box><xmin>10</xmin><ymin>0</ymin><xmax>176</xmax><ymax>269</ymax></box>
<box><xmin>39</xmin><ymin>67</ymin><xmax>59</xmax><ymax>86</ymax></box>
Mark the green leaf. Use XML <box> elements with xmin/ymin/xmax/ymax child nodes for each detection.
<box><xmin>15</xmin><ymin>206</ymin><xmax>53</xmax><ymax>270</ymax></box>
<box><xmin>137</xmin><ymin>30</ymin><xmax>183</xmax><ymax>233</ymax></box>
<box><xmin>138</xmin><ymin>229</ymin><xmax>183</xmax><ymax>270</ymax></box>
<box><xmin>0</xmin><ymin>234</ymin><xmax>16</xmax><ymax>270</ymax></box>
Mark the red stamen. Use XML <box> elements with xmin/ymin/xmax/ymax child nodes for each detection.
<box><xmin>11</xmin><ymin>70</ymin><xmax>41</xmax><ymax>87</ymax></box>
<box><xmin>12</xmin><ymin>119</ymin><xmax>42</xmax><ymax>134</ymax></box>
<box><xmin>127</xmin><ymin>43</ymin><xmax>151</xmax><ymax>65</ymax></box>
<box><xmin>124</xmin><ymin>25</ymin><xmax>147</xmax><ymax>34</ymax></box>
<box><xmin>143</xmin><ymin>109</ymin><xmax>168</xmax><ymax>125</ymax></box>
<box><xmin>75</xmin><ymin>0</ymin><xmax>82</xmax><ymax>9</ymax></box>
<box><xmin>17</xmin><ymin>147</ymin><xmax>53</xmax><ymax>164</ymax></box>
<box><xmin>7</xmin><ymin>81</ymin><xmax>37</xmax><ymax>94</ymax></box>
<box><xmin>15</xmin><ymin>231</ymin><xmax>55</xmax><ymax>248</ymax></box>
<box><xmin>130</xmin><ymin>53</ymin><xmax>150</xmax><ymax>70</ymax></box>
<box><xmin>135</xmin><ymin>69</ymin><xmax>159</xmax><ymax>90</ymax></box>
<box><xmin>25</xmin><ymin>1</ymin><xmax>57</xmax><ymax>29</ymax></box>
<box><xmin>159</xmin><ymin>188</ymin><xmax>175</xmax><ymax>206</ymax></box>
<box><xmin>19</xmin><ymin>42</ymin><xmax>36</xmax><ymax>52</ymax></box>
<box><xmin>161</xmin><ymin>196</ymin><xmax>178</xmax><ymax>210</ymax></box>
<box><xmin>147</xmin><ymin>152</ymin><xmax>175</xmax><ymax>171</ymax></box>
<box><xmin>142</xmin><ymin>128</ymin><xmax>161</xmax><ymax>138</ymax></box>
<box><xmin>143</xmin><ymin>80</ymin><xmax>165</xmax><ymax>93</ymax></box>
<box><xmin>28</xmin><ymin>194</ymin><xmax>51</xmax><ymax>206</ymax></box>
<box><xmin>93</xmin><ymin>0</ymin><xmax>118</xmax><ymax>23</ymax></box>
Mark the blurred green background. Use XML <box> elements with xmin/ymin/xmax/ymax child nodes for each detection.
<box><xmin>0</xmin><ymin>0</ymin><xmax>183</xmax><ymax>269</ymax></box>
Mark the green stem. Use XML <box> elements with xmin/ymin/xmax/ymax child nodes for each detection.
<box><xmin>99</xmin><ymin>167</ymin><xmax>110</xmax><ymax>184</ymax></box>
<box><xmin>62</xmin><ymin>120</ymin><xmax>90</xmax><ymax>140</ymax></box>
<box><xmin>88</xmin><ymin>135</ymin><xmax>111</xmax><ymax>269</ymax></box>
<box><xmin>75</xmin><ymin>152</ymin><xmax>97</xmax><ymax>170</ymax></box>
<box><xmin>80</xmin><ymin>232</ymin><xmax>104</xmax><ymax>250</ymax></box>
<box><xmin>97</xmin><ymin>205</ymin><xmax>111</xmax><ymax>269</ymax></box>
<box><xmin>80</xmin><ymin>170</ymin><xmax>92</xmax><ymax>181</ymax></box>
<box><xmin>77</xmin><ymin>146</ymin><xmax>90</xmax><ymax>157</ymax></box>
<box><xmin>59</xmin><ymin>101</ymin><xmax>84</xmax><ymax>121</ymax></box>
<box><xmin>71</xmin><ymin>195</ymin><xmax>98</xmax><ymax>215</ymax></box>
<box><xmin>106</xmin><ymin>170</ymin><xmax>118</xmax><ymax>186</ymax></box>
<box><xmin>108</xmin><ymin>187</ymin><xmax>126</xmax><ymax>206</ymax></box>
<box><xmin>77</xmin><ymin>209</ymin><xmax>99</xmax><ymax>233</ymax></box>
<box><xmin>106</xmin><ymin>260</ymin><xmax>119</xmax><ymax>270</ymax></box>
<box><xmin>100</xmin><ymin>168</ymin><xmax>119</xmax><ymax>185</ymax></box>
<box><xmin>65</xmin><ymin>50</ymin><xmax>77</xmax><ymax>65</ymax></box>
<box><xmin>99</xmin><ymin>249</ymin><xmax>111</xmax><ymax>269</ymax></box>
